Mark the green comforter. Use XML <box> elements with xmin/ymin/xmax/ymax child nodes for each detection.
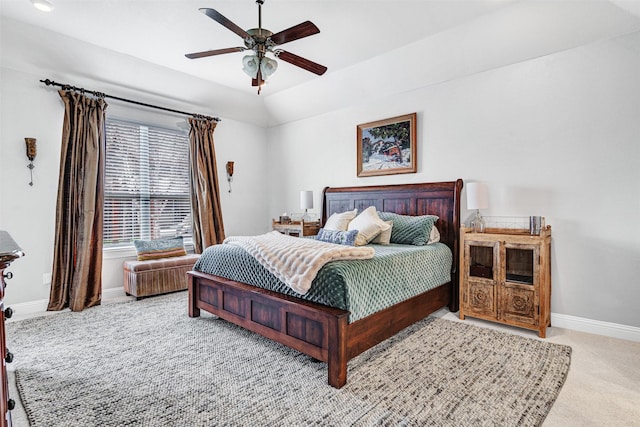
<box><xmin>193</xmin><ymin>242</ymin><xmax>452</xmax><ymax>323</ymax></box>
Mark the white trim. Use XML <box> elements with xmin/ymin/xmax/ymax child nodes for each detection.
<box><xmin>7</xmin><ymin>288</ymin><xmax>129</xmax><ymax>319</ymax></box>
<box><xmin>7</xmin><ymin>298</ymin><xmax>49</xmax><ymax>318</ymax></box>
<box><xmin>551</xmin><ymin>312</ymin><xmax>640</xmax><ymax>343</ymax></box>
<box><xmin>102</xmin><ymin>287</ymin><xmax>129</xmax><ymax>300</ymax></box>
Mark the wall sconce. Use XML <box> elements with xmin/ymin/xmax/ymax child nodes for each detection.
<box><xmin>226</xmin><ymin>161</ymin><xmax>234</xmax><ymax>193</ymax></box>
<box><xmin>25</xmin><ymin>138</ymin><xmax>37</xmax><ymax>186</ymax></box>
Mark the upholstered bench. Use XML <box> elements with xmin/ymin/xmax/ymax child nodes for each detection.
<box><xmin>123</xmin><ymin>254</ymin><xmax>200</xmax><ymax>299</ymax></box>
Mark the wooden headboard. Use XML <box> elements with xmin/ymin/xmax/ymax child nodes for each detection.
<box><xmin>321</xmin><ymin>179</ymin><xmax>463</xmax><ymax>311</ymax></box>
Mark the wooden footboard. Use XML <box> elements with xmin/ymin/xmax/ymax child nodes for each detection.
<box><xmin>188</xmin><ymin>270</ymin><xmax>451</xmax><ymax>388</ymax></box>
<box><xmin>188</xmin><ymin>270</ymin><xmax>351</xmax><ymax>387</ymax></box>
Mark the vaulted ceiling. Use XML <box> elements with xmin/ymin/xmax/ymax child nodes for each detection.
<box><xmin>2</xmin><ymin>0</ymin><xmax>640</xmax><ymax>125</ymax></box>
<box><xmin>1</xmin><ymin>0</ymin><xmax>524</xmax><ymax>94</ymax></box>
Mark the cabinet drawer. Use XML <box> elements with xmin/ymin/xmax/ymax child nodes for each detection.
<box><xmin>467</xmin><ymin>281</ymin><xmax>496</xmax><ymax>317</ymax></box>
<box><xmin>501</xmin><ymin>285</ymin><xmax>537</xmax><ymax>325</ymax></box>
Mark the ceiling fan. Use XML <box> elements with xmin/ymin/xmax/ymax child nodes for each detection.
<box><xmin>185</xmin><ymin>0</ymin><xmax>327</xmax><ymax>94</ymax></box>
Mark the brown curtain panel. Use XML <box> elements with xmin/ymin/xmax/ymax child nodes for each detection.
<box><xmin>48</xmin><ymin>90</ymin><xmax>108</xmax><ymax>312</ymax></box>
<box><xmin>188</xmin><ymin>117</ymin><xmax>225</xmax><ymax>253</ymax></box>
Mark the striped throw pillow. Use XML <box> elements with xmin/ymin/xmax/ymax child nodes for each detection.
<box><xmin>134</xmin><ymin>237</ymin><xmax>187</xmax><ymax>261</ymax></box>
<box><xmin>316</xmin><ymin>228</ymin><xmax>358</xmax><ymax>246</ymax></box>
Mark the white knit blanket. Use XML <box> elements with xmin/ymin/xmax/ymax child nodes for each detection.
<box><xmin>224</xmin><ymin>231</ymin><xmax>375</xmax><ymax>295</ymax></box>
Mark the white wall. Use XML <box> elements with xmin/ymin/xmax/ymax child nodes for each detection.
<box><xmin>267</xmin><ymin>30</ymin><xmax>640</xmax><ymax>328</ymax></box>
<box><xmin>0</xmin><ymin>67</ymin><xmax>269</xmax><ymax>306</ymax></box>
<box><xmin>1</xmin><ymin>5</ymin><xmax>639</xmax><ymax>334</ymax></box>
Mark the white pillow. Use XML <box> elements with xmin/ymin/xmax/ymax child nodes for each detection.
<box><xmin>323</xmin><ymin>209</ymin><xmax>357</xmax><ymax>231</ymax></box>
<box><xmin>348</xmin><ymin>206</ymin><xmax>391</xmax><ymax>246</ymax></box>
<box><xmin>428</xmin><ymin>225</ymin><xmax>441</xmax><ymax>244</ymax></box>
<box><xmin>371</xmin><ymin>221</ymin><xmax>393</xmax><ymax>245</ymax></box>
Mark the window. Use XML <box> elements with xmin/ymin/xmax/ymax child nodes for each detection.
<box><xmin>104</xmin><ymin>118</ymin><xmax>192</xmax><ymax>247</ymax></box>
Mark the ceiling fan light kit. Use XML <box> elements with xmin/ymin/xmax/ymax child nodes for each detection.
<box><xmin>186</xmin><ymin>0</ymin><xmax>327</xmax><ymax>94</ymax></box>
<box><xmin>242</xmin><ymin>55</ymin><xmax>277</xmax><ymax>79</ymax></box>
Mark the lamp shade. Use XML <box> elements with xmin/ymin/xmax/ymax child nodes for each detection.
<box><xmin>242</xmin><ymin>55</ymin><xmax>259</xmax><ymax>78</ymax></box>
<box><xmin>260</xmin><ymin>57</ymin><xmax>278</xmax><ymax>77</ymax></box>
<box><xmin>466</xmin><ymin>182</ymin><xmax>489</xmax><ymax>210</ymax></box>
<box><xmin>300</xmin><ymin>190</ymin><xmax>313</xmax><ymax>210</ymax></box>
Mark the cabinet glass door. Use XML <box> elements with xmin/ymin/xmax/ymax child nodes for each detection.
<box><xmin>505</xmin><ymin>247</ymin><xmax>534</xmax><ymax>285</ymax></box>
<box><xmin>465</xmin><ymin>241</ymin><xmax>498</xmax><ymax>317</ymax></box>
<box><xmin>469</xmin><ymin>245</ymin><xmax>494</xmax><ymax>279</ymax></box>
<box><xmin>501</xmin><ymin>243</ymin><xmax>538</xmax><ymax>325</ymax></box>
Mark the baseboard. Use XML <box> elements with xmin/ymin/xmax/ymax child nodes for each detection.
<box><xmin>8</xmin><ymin>288</ymin><xmax>128</xmax><ymax>319</ymax></box>
<box><xmin>551</xmin><ymin>312</ymin><xmax>640</xmax><ymax>343</ymax></box>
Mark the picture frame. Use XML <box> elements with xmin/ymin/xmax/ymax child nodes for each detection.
<box><xmin>357</xmin><ymin>113</ymin><xmax>417</xmax><ymax>177</ymax></box>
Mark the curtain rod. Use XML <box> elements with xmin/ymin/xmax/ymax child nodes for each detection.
<box><xmin>40</xmin><ymin>79</ymin><xmax>220</xmax><ymax>122</ymax></box>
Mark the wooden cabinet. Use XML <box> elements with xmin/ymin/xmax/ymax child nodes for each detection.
<box><xmin>272</xmin><ymin>220</ymin><xmax>320</xmax><ymax>237</ymax></box>
<box><xmin>0</xmin><ymin>231</ymin><xmax>23</xmax><ymax>427</ymax></box>
<box><xmin>459</xmin><ymin>226</ymin><xmax>551</xmax><ymax>338</ymax></box>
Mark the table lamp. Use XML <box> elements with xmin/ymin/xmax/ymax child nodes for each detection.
<box><xmin>467</xmin><ymin>182</ymin><xmax>488</xmax><ymax>233</ymax></box>
<box><xmin>300</xmin><ymin>190</ymin><xmax>313</xmax><ymax>221</ymax></box>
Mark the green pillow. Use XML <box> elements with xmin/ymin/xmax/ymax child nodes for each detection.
<box><xmin>377</xmin><ymin>212</ymin><xmax>439</xmax><ymax>246</ymax></box>
<box><xmin>134</xmin><ymin>237</ymin><xmax>187</xmax><ymax>261</ymax></box>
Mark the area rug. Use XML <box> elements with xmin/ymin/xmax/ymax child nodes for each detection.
<box><xmin>6</xmin><ymin>292</ymin><xmax>571</xmax><ymax>426</ymax></box>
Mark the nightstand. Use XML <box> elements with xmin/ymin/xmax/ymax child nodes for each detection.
<box><xmin>272</xmin><ymin>220</ymin><xmax>320</xmax><ymax>237</ymax></box>
<box><xmin>459</xmin><ymin>226</ymin><xmax>552</xmax><ymax>338</ymax></box>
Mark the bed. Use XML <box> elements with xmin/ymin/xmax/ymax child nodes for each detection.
<box><xmin>187</xmin><ymin>179</ymin><xmax>463</xmax><ymax>388</ymax></box>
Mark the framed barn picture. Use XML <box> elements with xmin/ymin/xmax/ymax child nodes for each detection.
<box><xmin>356</xmin><ymin>113</ymin><xmax>417</xmax><ymax>177</ymax></box>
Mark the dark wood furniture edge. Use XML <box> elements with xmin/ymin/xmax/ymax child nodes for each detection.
<box><xmin>187</xmin><ymin>180</ymin><xmax>463</xmax><ymax>388</ymax></box>
<box><xmin>0</xmin><ymin>231</ymin><xmax>23</xmax><ymax>427</ymax></box>
<box><xmin>188</xmin><ymin>271</ymin><xmax>351</xmax><ymax>386</ymax></box>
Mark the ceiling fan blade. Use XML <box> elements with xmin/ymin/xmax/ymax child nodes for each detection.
<box><xmin>185</xmin><ymin>47</ymin><xmax>245</xmax><ymax>59</ymax></box>
<box><xmin>270</xmin><ymin>21</ymin><xmax>320</xmax><ymax>45</ymax></box>
<box><xmin>275</xmin><ymin>50</ymin><xmax>327</xmax><ymax>75</ymax></box>
<box><xmin>199</xmin><ymin>8</ymin><xmax>250</xmax><ymax>40</ymax></box>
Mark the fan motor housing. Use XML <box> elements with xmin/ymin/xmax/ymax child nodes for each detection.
<box><xmin>247</xmin><ymin>28</ymin><xmax>273</xmax><ymax>40</ymax></box>
<box><xmin>246</xmin><ymin>28</ymin><xmax>274</xmax><ymax>53</ymax></box>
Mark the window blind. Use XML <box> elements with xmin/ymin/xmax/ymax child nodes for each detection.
<box><xmin>104</xmin><ymin>119</ymin><xmax>192</xmax><ymax>247</ymax></box>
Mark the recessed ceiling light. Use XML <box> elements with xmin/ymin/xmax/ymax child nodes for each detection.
<box><xmin>31</xmin><ymin>0</ymin><xmax>54</xmax><ymax>12</ymax></box>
